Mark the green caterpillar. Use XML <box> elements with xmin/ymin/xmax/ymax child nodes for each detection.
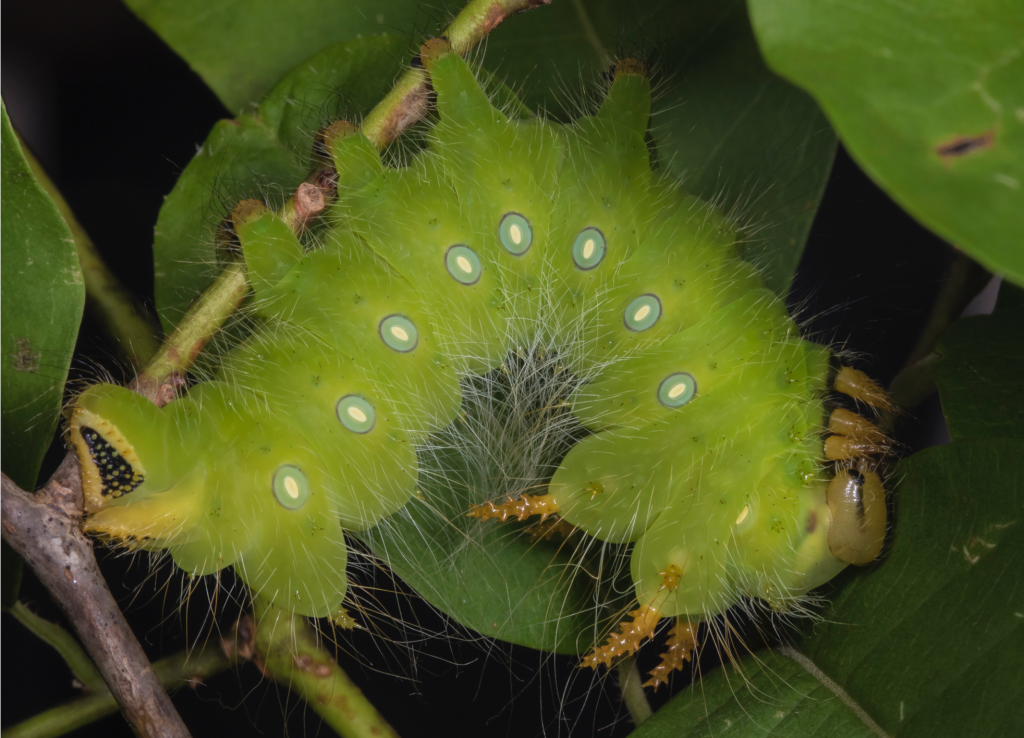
<box><xmin>69</xmin><ymin>41</ymin><xmax>891</xmax><ymax>681</ymax></box>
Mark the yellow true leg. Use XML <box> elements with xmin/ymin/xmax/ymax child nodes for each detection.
<box><xmin>824</xmin><ymin>405</ymin><xmax>891</xmax><ymax>461</ymax></box>
<box><xmin>834</xmin><ymin>366</ymin><xmax>896</xmax><ymax>412</ymax></box>
<box><xmin>828</xmin><ymin>407</ymin><xmax>886</xmax><ymax>442</ymax></box>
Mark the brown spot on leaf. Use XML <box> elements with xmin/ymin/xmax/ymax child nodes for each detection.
<box><xmin>13</xmin><ymin>338</ymin><xmax>40</xmax><ymax>373</ymax></box>
<box><xmin>936</xmin><ymin>129</ymin><xmax>994</xmax><ymax>159</ymax></box>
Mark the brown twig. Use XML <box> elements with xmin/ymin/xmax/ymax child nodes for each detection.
<box><xmin>1</xmin><ymin>457</ymin><xmax>190</xmax><ymax>738</ymax></box>
<box><xmin>129</xmin><ymin>258</ymin><xmax>249</xmax><ymax>406</ymax></box>
<box><xmin>361</xmin><ymin>0</ymin><xmax>551</xmax><ymax>149</ymax></box>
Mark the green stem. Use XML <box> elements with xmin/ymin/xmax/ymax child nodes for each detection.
<box><xmin>9</xmin><ymin>602</ymin><xmax>104</xmax><ymax>693</ymax></box>
<box><xmin>18</xmin><ymin>138</ymin><xmax>162</xmax><ymax>369</ymax></box>
<box><xmin>130</xmin><ymin>259</ymin><xmax>248</xmax><ymax>405</ymax></box>
<box><xmin>887</xmin><ymin>249</ymin><xmax>990</xmax><ymax>415</ymax></box>
<box><xmin>242</xmin><ymin>599</ymin><xmax>400</xmax><ymax>738</ymax></box>
<box><xmin>901</xmin><ymin>250</ymin><xmax>990</xmax><ymax>370</ymax></box>
<box><xmin>361</xmin><ymin>0</ymin><xmax>551</xmax><ymax>149</ymax></box>
<box><xmin>569</xmin><ymin>0</ymin><xmax>609</xmax><ymax>66</ymax></box>
<box><xmin>887</xmin><ymin>352</ymin><xmax>941</xmax><ymax>419</ymax></box>
<box><xmin>616</xmin><ymin>654</ymin><xmax>653</xmax><ymax>726</ymax></box>
<box><xmin>360</xmin><ymin>68</ymin><xmax>431</xmax><ymax>151</ymax></box>
<box><xmin>1</xmin><ymin>646</ymin><xmax>235</xmax><ymax>738</ymax></box>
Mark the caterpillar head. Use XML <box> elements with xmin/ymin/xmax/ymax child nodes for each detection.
<box><xmin>69</xmin><ymin>383</ymin><xmax>205</xmax><ymax>545</ymax></box>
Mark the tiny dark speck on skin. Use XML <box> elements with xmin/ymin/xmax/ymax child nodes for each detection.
<box><xmin>935</xmin><ymin>129</ymin><xmax>994</xmax><ymax>159</ymax></box>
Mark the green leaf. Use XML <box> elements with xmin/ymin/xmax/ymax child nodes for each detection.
<box><xmin>933</xmin><ymin>309</ymin><xmax>1024</xmax><ymax>441</ymax></box>
<box><xmin>359</xmin><ymin>440</ymin><xmax>623</xmax><ymax>654</ymax></box>
<box><xmin>153</xmin><ymin>36</ymin><xmax>405</xmax><ymax>330</ymax></box>
<box><xmin>1</xmin><ymin>103</ymin><xmax>84</xmax><ymax>609</ymax></box>
<box><xmin>630</xmin><ymin>649</ymin><xmax>878</xmax><ymax>737</ymax></box>
<box><xmin>124</xmin><ymin>0</ymin><xmax>433</xmax><ymax>115</ymax></box>
<box><xmin>137</xmin><ymin>0</ymin><xmax>832</xmax><ymax>298</ymax></box>
<box><xmin>797</xmin><ymin>440</ymin><xmax>1024</xmax><ymax>737</ymax></box>
<box><xmin>646</xmin><ymin>1</ymin><xmax>836</xmax><ymax>295</ymax></box>
<box><xmin>638</xmin><ymin>439</ymin><xmax>1024</xmax><ymax>736</ymax></box>
<box><xmin>748</xmin><ymin>0</ymin><xmax>1024</xmax><ymax>286</ymax></box>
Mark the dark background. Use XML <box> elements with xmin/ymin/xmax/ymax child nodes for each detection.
<box><xmin>3</xmin><ymin>0</ymin><xmax>979</xmax><ymax>736</ymax></box>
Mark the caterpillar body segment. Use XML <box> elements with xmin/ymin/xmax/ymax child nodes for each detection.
<box><xmin>331</xmin><ymin>151</ymin><xmax>513</xmax><ymax>374</ymax></box>
<box><xmin>68</xmin><ymin>47</ymin><xmax>894</xmax><ymax>665</ymax></box>
<box><xmin>216</xmin><ymin>336</ymin><xmax>420</xmax><ymax>530</ymax></box>
<box><xmin>235</xmin><ymin>209</ymin><xmax>462</xmax><ymax>433</ymax></box>
<box><xmin>591</xmin><ymin>207</ymin><xmax>763</xmax><ymax>364</ymax></box>
<box><xmin>424</xmin><ymin>45</ymin><xmax>563</xmax><ymax>280</ymax></box>
<box><xmin>568</xmin><ymin>287</ymin><xmax>799</xmax><ymax>430</ymax></box>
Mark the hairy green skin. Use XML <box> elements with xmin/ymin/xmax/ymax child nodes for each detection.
<box><xmin>70</xmin><ymin>50</ymin><xmax>855</xmax><ymax>627</ymax></box>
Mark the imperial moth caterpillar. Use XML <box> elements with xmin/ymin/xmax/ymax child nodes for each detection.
<box><xmin>66</xmin><ymin>38</ymin><xmax>894</xmax><ymax>686</ymax></box>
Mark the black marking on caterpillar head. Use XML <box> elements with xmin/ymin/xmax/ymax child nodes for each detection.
<box><xmin>80</xmin><ymin>426</ymin><xmax>145</xmax><ymax>498</ymax></box>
